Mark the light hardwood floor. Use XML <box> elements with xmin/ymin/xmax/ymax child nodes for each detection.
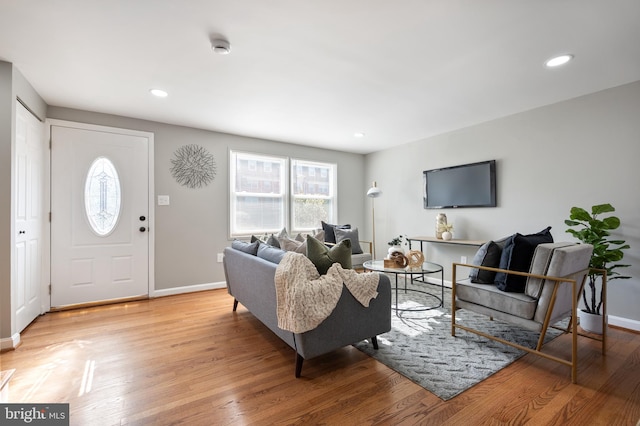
<box><xmin>1</xmin><ymin>289</ymin><xmax>639</xmax><ymax>425</ymax></box>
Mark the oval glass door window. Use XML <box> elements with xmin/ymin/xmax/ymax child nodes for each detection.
<box><xmin>84</xmin><ymin>157</ymin><xmax>121</xmax><ymax>236</ymax></box>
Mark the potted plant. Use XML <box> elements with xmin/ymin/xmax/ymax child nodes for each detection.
<box><xmin>565</xmin><ymin>203</ymin><xmax>630</xmax><ymax>333</ymax></box>
<box><xmin>387</xmin><ymin>235</ymin><xmax>408</xmax><ymax>255</ymax></box>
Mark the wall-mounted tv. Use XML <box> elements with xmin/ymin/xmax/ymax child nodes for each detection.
<box><xmin>423</xmin><ymin>160</ymin><xmax>497</xmax><ymax>209</ymax></box>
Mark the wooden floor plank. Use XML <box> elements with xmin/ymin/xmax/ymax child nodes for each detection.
<box><xmin>1</xmin><ymin>289</ymin><xmax>639</xmax><ymax>425</ymax></box>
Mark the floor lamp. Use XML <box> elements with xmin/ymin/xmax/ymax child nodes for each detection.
<box><xmin>366</xmin><ymin>181</ymin><xmax>382</xmax><ymax>259</ymax></box>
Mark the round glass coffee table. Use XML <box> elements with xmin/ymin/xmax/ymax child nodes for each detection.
<box><xmin>363</xmin><ymin>259</ymin><xmax>444</xmax><ymax>312</ymax></box>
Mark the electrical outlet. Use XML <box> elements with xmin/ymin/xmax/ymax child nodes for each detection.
<box><xmin>217</xmin><ymin>253</ymin><xmax>224</xmax><ymax>263</ymax></box>
<box><xmin>461</xmin><ymin>256</ymin><xmax>467</xmax><ymax>264</ymax></box>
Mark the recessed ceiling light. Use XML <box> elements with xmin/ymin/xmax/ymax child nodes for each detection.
<box><xmin>354</xmin><ymin>132</ymin><xmax>365</xmax><ymax>138</ymax></box>
<box><xmin>545</xmin><ymin>54</ymin><xmax>574</xmax><ymax>68</ymax></box>
<box><xmin>150</xmin><ymin>88</ymin><xmax>168</xmax><ymax>98</ymax></box>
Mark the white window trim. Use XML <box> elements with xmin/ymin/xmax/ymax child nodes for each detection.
<box><xmin>229</xmin><ymin>150</ymin><xmax>288</xmax><ymax>238</ymax></box>
<box><xmin>229</xmin><ymin>150</ymin><xmax>337</xmax><ymax>238</ymax></box>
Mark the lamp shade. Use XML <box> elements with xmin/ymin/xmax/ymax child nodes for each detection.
<box><xmin>367</xmin><ymin>181</ymin><xmax>382</xmax><ymax>198</ymax></box>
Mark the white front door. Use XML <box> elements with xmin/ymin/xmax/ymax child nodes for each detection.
<box><xmin>50</xmin><ymin>123</ymin><xmax>152</xmax><ymax>308</ymax></box>
<box><xmin>14</xmin><ymin>102</ymin><xmax>44</xmax><ymax>331</ymax></box>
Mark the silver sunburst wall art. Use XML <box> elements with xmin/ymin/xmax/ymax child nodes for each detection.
<box><xmin>170</xmin><ymin>144</ymin><xmax>217</xmax><ymax>189</ymax></box>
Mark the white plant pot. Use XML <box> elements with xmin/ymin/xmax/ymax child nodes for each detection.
<box><xmin>441</xmin><ymin>231</ymin><xmax>452</xmax><ymax>241</ymax></box>
<box><xmin>578</xmin><ymin>309</ymin><xmax>605</xmax><ymax>334</ymax></box>
<box><xmin>388</xmin><ymin>246</ymin><xmax>403</xmax><ymax>256</ymax></box>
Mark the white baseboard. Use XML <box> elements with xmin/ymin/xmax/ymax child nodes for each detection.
<box><xmin>0</xmin><ymin>333</ymin><xmax>21</xmax><ymax>351</ymax></box>
<box><xmin>608</xmin><ymin>315</ymin><xmax>640</xmax><ymax>332</ymax></box>
<box><xmin>152</xmin><ymin>281</ymin><xmax>227</xmax><ymax>298</ymax></box>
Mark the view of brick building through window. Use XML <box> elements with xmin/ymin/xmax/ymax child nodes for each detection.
<box><xmin>230</xmin><ymin>151</ymin><xmax>336</xmax><ymax>237</ymax></box>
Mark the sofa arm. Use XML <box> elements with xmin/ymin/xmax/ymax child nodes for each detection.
<box><xmin>293</xmin><ymin>273</ymin><xmax>391</xmax><ymax>360</ymax></box>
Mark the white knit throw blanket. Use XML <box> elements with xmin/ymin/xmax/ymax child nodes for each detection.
<box><xmin>275</xmin><ymin>252</ymin><xmax>380</xmax><ymax>334</ymax></box>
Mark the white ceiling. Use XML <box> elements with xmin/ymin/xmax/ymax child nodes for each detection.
<box><xmin>1</xmin><ymin>1</ymin><xmax>639</xmax><ymax>154</ymax></box>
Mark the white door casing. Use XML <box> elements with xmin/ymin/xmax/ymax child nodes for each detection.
<box><xmin>14</xmin><ymin>101</ymin><xmax>44</xmax><ymax>332</ymax></box>
<box><xmin>50</xmin><ymin>122</ymin><xmax>153</xmax><ymax>307</ymax></box>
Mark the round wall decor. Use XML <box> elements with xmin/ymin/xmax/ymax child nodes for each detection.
<box><xmin>170</xmin><ymin>144</ymin><xmax>216</xmax><ymax>189</ymax></box>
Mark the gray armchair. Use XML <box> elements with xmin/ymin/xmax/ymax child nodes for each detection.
<box><xmin>451</xmin><ymin>242</ymin><xmax>605</xmax><ymax>383</ymax></box>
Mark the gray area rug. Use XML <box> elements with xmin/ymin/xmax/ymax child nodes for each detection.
<box><xmin>353</xmin><ymin>277</ymin><xmax>565</xmax><ymax>400</ymax></box>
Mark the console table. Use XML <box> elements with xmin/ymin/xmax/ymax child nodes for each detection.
<box><xmin>407</xmin><ymin>236</ymin><xmax>485</xmax><ymax>252</ymax></box>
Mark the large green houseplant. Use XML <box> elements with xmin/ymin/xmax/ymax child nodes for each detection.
<box><xmin>565</xmin><ymin>204</ymin><xmax>630</xmax><ymax>322</ymax></box>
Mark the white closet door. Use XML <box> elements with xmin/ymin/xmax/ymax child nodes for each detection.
<box><xmin>14</xmin><ymin>101</ymin><xmax>44</xmax><ymax>332</ymax></box>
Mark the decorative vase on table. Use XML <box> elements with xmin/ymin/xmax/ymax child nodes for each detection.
<box><xmin>435</xmin><ymin>213</ymin><xmax>447</xmax><ymax>239</ymax></box>
<box><xmin>441</xmin><ymin>231</ymin><xmax>452</xmax><ymax>241</ymax></box>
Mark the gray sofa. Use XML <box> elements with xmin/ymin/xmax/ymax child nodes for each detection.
<box><xmin>223</xmin><ymin>244</ymin><xmax>392</xmax><ymax>377</ymax></box>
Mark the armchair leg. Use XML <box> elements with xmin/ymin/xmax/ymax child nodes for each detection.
<box><xmin>295</xmin><ymin>354</ymin><xmax>304</xmax><ymax>378</ymax></box>
<box><xmin>451</xmin><ymin>267</ymin><xmax>457</xmax><ymax>337</ymax></box>
<box><xmin>371</xmin><ymin>336</ymin><xmax>379</xmax><ymax>350</ymax></box>
<box><xmin>232</xmin><ymin>299</ymin><xmax>238</xmax><ymax>311</ymax></box>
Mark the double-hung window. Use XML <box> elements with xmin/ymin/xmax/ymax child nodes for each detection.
<box><xmin>229</xmin><ymin>151</ymin><xmax>287</xmax><ymax>236</ymax></box>
<box><xmin>229</xmin><ymin>151</ymin><xmax>337</xmax><ymax>238</ymax></box>
<box><xmin>291</xmin><ymin>159</ymin><xmax>336</xmax><ymax>232</ymax></box>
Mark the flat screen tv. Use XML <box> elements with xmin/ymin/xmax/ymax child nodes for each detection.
<box><xmin>423</xmin><ymin>160</ymin><xmax>497</xmax><ymax>209</ymax></box>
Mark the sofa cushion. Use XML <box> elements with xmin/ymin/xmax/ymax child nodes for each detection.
<box><xmin>232</xmin><ymin>239</ymin><xmax>260</xmax><ymax>255</ymax></box>
<box><xmin>469</xmin><ymin>241</ymin><xmax>502</xmax><ymax>283</ymax></box>
<box><xmin>334</xmin><ymin>227</ymin><xmax>364</xmax><ymax>254</ymax></box>
<box><xmin>495</xmin><ymin>227</ymin><xmax>553</xmax><ymax>292</ymax></box>
<box><xmin>321</xmin><ymin>221</ymin><xmax>351</xmax><ymax>244</ymax></box>
<box><xmin>306</xmin><ymin>235</ymin><xmax>352</xmax><ymax>275</ymax></box>
<box><xmin>456</xmin><ymin>279</ymin><xmax>538</xmax><ymax>320</ymax></box>
<box><xmin>351</xmin><ymin>252</ymin><xmax>372</xmax><ymax>268</ymax></box>
<box><xmin>257</xmin><ymin>244</ymin><xmax>287</xmax><ymax>264</ymax></box>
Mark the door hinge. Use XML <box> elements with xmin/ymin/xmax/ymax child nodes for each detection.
<box><xmin>49</xmin><ymin>137</ymin><xmax>52</xmax><ymax>150</ymax></box>
<box><xmin>49</xmin><ymin>284</ymin><xmax>52</xmax><ymax>295</ymax></box>
<box><xmin>49</xmin><ymin>212</ymin><xmax>52</xmax><ymax>222</ymax></box>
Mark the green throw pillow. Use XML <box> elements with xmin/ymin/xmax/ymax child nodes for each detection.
<box><xmin>306</xmin><ymin>235</ymin><xmax>352</xmax><ymax>275</ymax></box>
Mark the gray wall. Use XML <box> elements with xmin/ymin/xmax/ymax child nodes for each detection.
<box><xmin>365</xmin><ymin>80</ymin><xmax>640</xmax><ymax>322</ymax></box>
<box><xmin>0</xmin><ymin>62</ymin><xmax>12</xmax><ymax>339</ymax></box>
<box><xmin>46</xmin><ymin>107</ymin><xmax>367</xmax><ymax>290</ymax></box>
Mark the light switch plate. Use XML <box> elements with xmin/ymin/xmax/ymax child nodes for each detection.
<box><xmin>157</xmin><ymin>195</ymin><xmax>170</xmax><ymax>206</ymax></box>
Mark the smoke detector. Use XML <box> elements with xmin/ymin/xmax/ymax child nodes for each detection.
<box><xmin>211</xmin><ymin>39</ymin><xmax>231</xmax><ymax>55</ymax></box>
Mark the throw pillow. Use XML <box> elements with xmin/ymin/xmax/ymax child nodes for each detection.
<box><xmin>321</xmin><ymin>221</ymin><xmax>351</xmax><ymax>244</ymax></box>
<box><xmin>306</xmin><ymin>235</ymin><xmax>352</xmax><ymax>275</ymax></box>
<box><xmin>334</xmin><ymin>227</ymin><xmax>364</xmax><ymax>254</ymax></box>
<box><xmin>266</xmin><ymin>234</ymin><xmax>280</xmax><ymax>248</ymax></box>
<box><xmin>495</xmin><ymin>226</ymin><xmax>553</xmax><ymax>292</ymax></box>
<box><xmin>312</xmin><ymin>229</ymin><xmax>325</xmax><ymax>242</ymax></box>
<box><xmin>231</xmin><ymin>239</ymin><xmax>260</xmax><ymax>255</ymax></box>
<box><xmin>277</xmin><ymin>227</ymin><xmax>288</xmax><ymax>239</ymax></box>
<box><xmin>278</xmin><ymin>236</ymin><xmax>307</xmax><ymax>253</ymax></box>
<box><xmin>257</xmin><ymin>244</ymin><xmax>287</xmax><ymax>264</ymax></box>
<box><xmin>469</xmin><ymin>241</ymin><xmax>502</xmax><ymax>283</ymax></box>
